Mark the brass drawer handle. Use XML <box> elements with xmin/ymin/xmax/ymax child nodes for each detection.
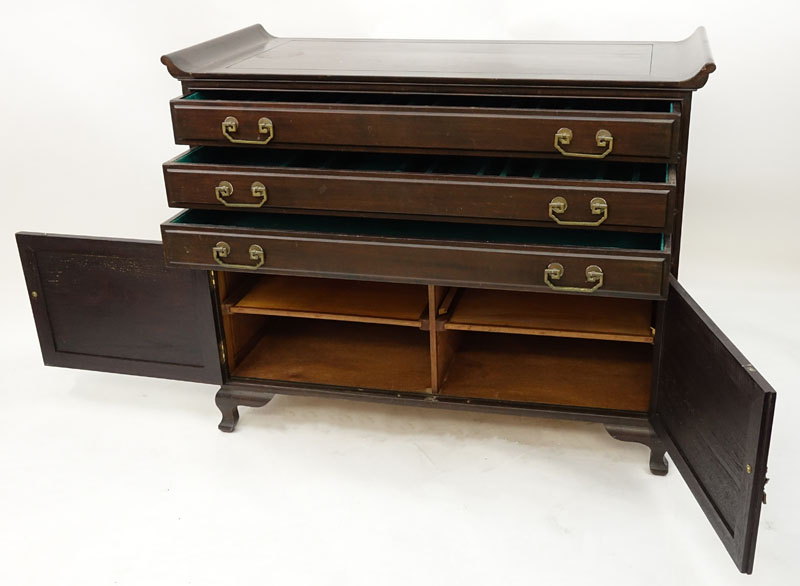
<box><xmin>548</xmin><ymin>196</ymin><xmax>608</xmax><ymax>226</ymax></box>
<box><xmin>544</xmin><ymin>262</ymin><xmax>604</xmax><ymax>293</ymax></box>
<box><xmin>212</xmin><ymin>241</ymin><xmax>265</xmax><ymax>270</ymax></box>
<box><xmin>215</xmin><ymin>181</ymin><xmax>268</xmax><ymax>208</ymax></box>
<box><xmin>221</xmin><ymin>116</ymin><xmax>274</xmax><ymax>145</ymax></box>
<box><xmin>554</xmin><ymin>128</ymin><xmax>613</xmax><ymax>159</ymax></box>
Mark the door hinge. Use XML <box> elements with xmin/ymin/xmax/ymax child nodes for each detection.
<box><xmin>218</xmin><ymin>339</ymin><xmax>227</xmax><ymax>365</ymax></box>
<box><xmin>209</xmin><ymin>270</ymin><xmax>217</xmax><ymax>290</ymax></box>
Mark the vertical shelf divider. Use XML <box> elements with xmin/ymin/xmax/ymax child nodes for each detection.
<box><xmin>428</xmin><ymin>285</ymin><xmax>462</xmax><ymax>393</ymax></box>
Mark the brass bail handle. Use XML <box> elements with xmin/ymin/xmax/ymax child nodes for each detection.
<box><xmin>554</xmin><ymin>128</ymin><xmax>613</xmax><ymax>159</ymax></box>
<box><xmin>548</xmin><ymin>196</ymin><xmax>608</xmax><ymax>226</ymax></box>
<box><xmin>212</xmin><ymin>241</ymin><xmax>265</xmax><ymax>270</ymax></box>
<box><xmin>544</xmin><ymin>262</ymin><xmax>604</xmax><ymax>293</ymax></box>
<box><xmin>215</xmin><ymin>180</ymin><xmax>268</xmax><ymax>208</ymax></box>
<box><xmin>221</xmin><ymin>116</ymin><xmax>274</xmax><ymax>145</ymax></box>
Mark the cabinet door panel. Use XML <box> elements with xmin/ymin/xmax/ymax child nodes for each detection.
<box><xmin>652</xmin><ymin>277</ymin><xmax>775</xmax><ymax>573</ymax></box>
<box><xmin>17</xmin><ymin>233</ymin><xmax>222</xmax><ymax>384</ymax></box>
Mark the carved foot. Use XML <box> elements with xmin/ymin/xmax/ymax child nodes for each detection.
<box><xmin>649</xmin><ymin>441</ymin><xmax>668</xmax><ymax>476</ymax></box>
<box><xmin>215</xmin><ymin>389</ymin><xmax>240</xmax><ymax>432</ymax></box>
<box><xmin>215</xmin><ymin>387</ymin><xmax>274</xmax><ymax>432</ymax></box>
<box><xmin>604</xmin><ymin>423</ymin><xmax>669</xmax><ymax>476</ymax></box>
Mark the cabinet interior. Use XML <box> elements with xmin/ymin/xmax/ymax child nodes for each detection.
<box><xmin>177</xmin><ymin>146</ymin><xmax>672</xmax><ymax>184</ymax></box>
<box><xmin>217</xmin><ymin>272</ymin><xmax>654</xmax><ymax>412</ymax></box>
<box><xmin>184</xmin><ymin>90</ymin><xmax>675</xmax><ymax>113</ymax></box>
<box><xmin>172</xmin><ymin>210</ymin><xmax>666</xmax><ymax>251</ymax></box>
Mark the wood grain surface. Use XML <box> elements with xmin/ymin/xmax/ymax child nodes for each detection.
<box><xmin>162</xmin><ymin>25</ymin><xmax>715</xmax><ymax>90</ymax></box>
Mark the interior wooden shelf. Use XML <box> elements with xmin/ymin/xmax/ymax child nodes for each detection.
<box><xmin>220</xmin><ymin>277</ymin><xmax>655</xmax><ymax>411</ymax></box>
<box><xmin>224</xmin><ymin>275</ymin><xmax>429</xmax><ymax>327</ymax></box>
<box><xmin>232</xmin><ymin>318</ymin><xmax>432</xmax><ymax>392</ymax></box>
<box><xmin>440</xmin><ymin>333</ymin><xmax>652</xmax><ymax>411</ymax></box>
<box><xmin>443</xmin><ymin>289</ymin><xmax>654</xmax><ymax>343</ymax></box>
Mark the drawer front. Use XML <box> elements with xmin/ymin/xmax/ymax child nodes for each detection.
<box><xmin>161</xmin><ymin>222</ymin><xmax>669</xmax><ymax>299</ymax></box>
<box><xmin>170</xmin><ymin>98</ymin><xmax>680</xmax><ymax>162</ymax></box>
<box><xmin>164</xmin><ymin>164</ymin><xmax>671</xmax><ymax>230</ymax></box>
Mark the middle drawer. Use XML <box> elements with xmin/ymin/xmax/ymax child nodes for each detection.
<box><xmin>164</xmin><ymin>148</ymin><xmax>674</xmax><ymax>231</ymax></box>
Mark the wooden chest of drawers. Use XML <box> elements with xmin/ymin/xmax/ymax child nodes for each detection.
<box><xmin>16</xmin><ymin>25</ymin><xmax>775</xmax><ymax>573</ymax></box>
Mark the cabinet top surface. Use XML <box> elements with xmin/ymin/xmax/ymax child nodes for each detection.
<box><xmin>162</xmin><ymin>25</ymin><xmax>715</xmax><ymax>91</ymax></box>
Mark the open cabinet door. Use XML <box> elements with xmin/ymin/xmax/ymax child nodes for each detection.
<box><xmin>652</xmin><ymin>277</ymin><xmax>775</xmax><ymax>573</ymax></box>
<box><xmin>17</xmin><ymin>233</ymin><xmax>222</xmax><ymax>384</ymax></box>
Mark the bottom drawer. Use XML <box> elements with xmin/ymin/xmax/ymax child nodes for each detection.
<box><xmin>161</xmin><ymin>210</ymin><xmax>670</xmax><ymax>298</ymax></box>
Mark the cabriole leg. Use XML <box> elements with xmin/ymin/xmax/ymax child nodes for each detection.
<box><xmin>215</xmin><ymin>388</ymin><xmax>240</xmax><ymax>432</ymax></box>
<box><xmin>215</xmin><ymin>387</ymin><xmax>274</xmax><ymax>432</ymax></box>
<box><xmin>604</xmin><ymin>423</ymin><xmax>669</xmax><ymax>476</ymax></box>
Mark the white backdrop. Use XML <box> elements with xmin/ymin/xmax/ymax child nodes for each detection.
<box><xmin>1</xmin><ymin>2</ymin><xmax>798</xmax><ymax>584</ymax></box>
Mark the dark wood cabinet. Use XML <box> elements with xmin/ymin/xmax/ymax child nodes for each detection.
<box><xmin>16</xmin><ymin>25</ymin><xmax>775</xmax><ymax>574</ymax></box>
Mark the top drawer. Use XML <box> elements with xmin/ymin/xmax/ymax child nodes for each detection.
<box><xmin>170</xmin><ymin>92</ymin><xmax>681</xmax><ymax>162</ymax></box>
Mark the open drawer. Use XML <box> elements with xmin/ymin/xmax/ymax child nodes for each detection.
<box><xmin>164</xmin><ymin>148</ymin><xmax>675</xmax><ymax>231</ymax></box>
<box><xmin>161</xmin><ymin>210</ymin><xmax>670</xmax><ymax>299</ymax></box>
<box><xmin>170</xmin><ymin>91</ymin><xmax>681</xmax><ymax>162</ymax></box>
